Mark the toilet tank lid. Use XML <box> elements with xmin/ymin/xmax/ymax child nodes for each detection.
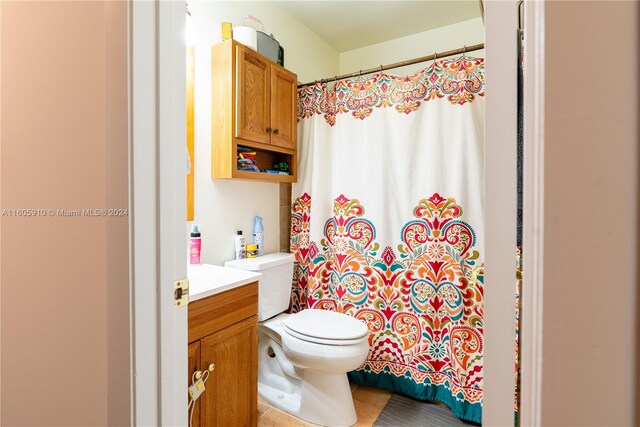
<box><xmin>224</xmin><ymin>252</ymin><xmax>295</xmax><ymax>271</ymax></box>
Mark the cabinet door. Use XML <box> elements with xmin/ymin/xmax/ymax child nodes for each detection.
<box><xmin>236</xmin><ymin>46</ymin><xmax>270</xmax><ymax>144</ymax></box>
<box><xmin>200</xmin><ymin>316</ymin><xmax>258</xmax><ymax>427</ymax></box>
<box><xmin>270</xmin><ymin>65</ymin><xmax>298</xmax><ymax>150</ymax></box>
<box><xmin>188</xmin><ymin>341</ymin><xmax>201</xmax><ymax>427</ymax></box>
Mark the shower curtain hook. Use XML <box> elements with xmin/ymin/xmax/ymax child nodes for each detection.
<box><xmin>379</xmin><ymin>65</ymin><xmax>383</xmax><ymax>75</ymax></box>
<box><xmin>463</xmin><ymin>45</ymin><xmax>466</xmax><ymax>57</ymax></box>
<box><xmin>433</xmin><ymin>52</ymin><xmax>438</xmax><ymax>66</ymax></box>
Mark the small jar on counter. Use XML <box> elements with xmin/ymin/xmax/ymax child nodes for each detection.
<box><xmin>246</xmin><ymin>243</ymin><xmax>258</xmax><ymax>258</ymax></box>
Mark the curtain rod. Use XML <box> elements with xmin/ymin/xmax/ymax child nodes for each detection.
<box><xmin>297</xmin><ymin>43</ymin><xmax>485</xmax><ymax>89</ymax></box>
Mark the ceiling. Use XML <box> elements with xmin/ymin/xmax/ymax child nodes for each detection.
<box><xmin>274</xmin><ymin>1</ymin><xmax>482</xmax><ymax>52</ymax></box>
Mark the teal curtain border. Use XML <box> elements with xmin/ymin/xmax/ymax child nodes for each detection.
<box><xmin>348</xmin><ymin>369</ymin><xmax>482</xmax><ymax>424</ymax></box>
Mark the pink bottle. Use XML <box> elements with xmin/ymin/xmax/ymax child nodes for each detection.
<box><xmin>190</xmin><ymin>224</ymin><xmax>201</xmax><ymax>264</ymax></box>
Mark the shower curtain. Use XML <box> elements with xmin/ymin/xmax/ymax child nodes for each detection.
<box><xmin>291</xmin><ymin>56</ymin><xmax>485</xmax><ymax>423</ymax></box>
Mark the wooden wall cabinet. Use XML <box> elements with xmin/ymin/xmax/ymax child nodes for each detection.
<box><xmin>212</xmin><ymin>40</ymin><xmax>298</xmax><ymax>183</ymax></box>
<box><xmin>188</xmin><ymin>282</ymin><xmax>259</xmax><ymax>427</ymax></box>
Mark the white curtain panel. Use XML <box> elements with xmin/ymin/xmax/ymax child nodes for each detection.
<box><xmin>291</xmin><ymin>57</ymin><xmax>486</xmax><ymax>423</ymax></box>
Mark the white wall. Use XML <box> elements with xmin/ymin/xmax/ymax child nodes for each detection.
<box><xmin>339</xmin><ymin>18</ymin><xmax>484</xmax><ymax>76</ymax></box>
<box><xmin>190</xmin><ymin>1</ymin><xmax>339</xmax><ymax>266</ymax></box>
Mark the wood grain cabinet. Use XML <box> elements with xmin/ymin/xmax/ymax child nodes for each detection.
<box><xmin>212</xmin><ymin>40</ymin><xmax>298</xmax><ymax>183</ymax></box>
<box><xmin>188</xmin><ymin>282</ymin><xmax>259</xmax><ymax>427</ymax></box>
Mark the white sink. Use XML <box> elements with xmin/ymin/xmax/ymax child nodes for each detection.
<box><xmin>187</xmin><ymin>263</ymin><xmax>261</xmax><ymax>302</ymax></box>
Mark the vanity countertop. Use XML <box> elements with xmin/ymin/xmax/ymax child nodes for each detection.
<box><xmin>188</xmin><ymin>263</ymin><xmax>261</xmax><ymax>302</ymax></box>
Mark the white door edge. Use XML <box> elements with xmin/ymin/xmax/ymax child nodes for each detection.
<box><xmin>520</xmin><ymin>0</ymin><xmax>545</xmax><ymax>425</ymax></box>
<box><xmin>129</xmin><ymin>1</ymin><xmax>188</xmax><ymax>425</ymax></box>
<box><xmin>130</xmin><ymin>1</ymin><xmax>160</xmax><ymax>425</ymax></box>
<box><xmin>158</xmin><ymin>0</ymin><xmax>188</xmax><ymax>425</ymax></box>
<box><xmin>483</xmin><ymin>1</ymin><xmax>519</xmax><ymax>425</ymax></box>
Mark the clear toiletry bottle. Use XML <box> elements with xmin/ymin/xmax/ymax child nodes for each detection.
<box><xmin>253</xmin><ymin>216</ymin><xmax>264</xmax><ymax>256</ymax></box>
<box><xmin>190</xmin><ymin>224</ymin><xmax>201</xmax><ymax>264</ymax></box>
<box><xmin>234</xmin><ymin>230</ymin><xmax>246</xmax><ymax>259</ymax></box>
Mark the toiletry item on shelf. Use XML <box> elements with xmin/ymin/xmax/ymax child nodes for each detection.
<box><xmin>267</xmin><ymin>161</ymin><xmax>289</xmax><ymax>175</ymax></box>
<box><xmin>190</xmin><ymin>224</ymin><xmax>201</xmax><ymax>264</ymax></box>
<box><xmin>253</xmin><ymin>216</ymin><xmax>264</xmax><ymax>256</ymax></box>
<box><xmin>246</xmin><ymin>244</ymin><xmax>258</xmax><ymax>258</ymax></box>
<box><xmin>234</xmin><ymin>230</ymin><xmax>246</xmax><ymax>260</ymax></box>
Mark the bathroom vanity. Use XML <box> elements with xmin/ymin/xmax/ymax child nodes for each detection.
<box><xmin>187</xmin><ymin>264</ymin><xmax>261</xmax><ymax>427</ymax></box>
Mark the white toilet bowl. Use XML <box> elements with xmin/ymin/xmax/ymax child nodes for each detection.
<box><xmin>224</xmin><ymin>254</ymin><xmax>370</xmax><ymax>426</ymax></box>
<box><xmin>258</xmin><ymin>309</ymin><xmax>369</xmax><ymax>427</ymax></box>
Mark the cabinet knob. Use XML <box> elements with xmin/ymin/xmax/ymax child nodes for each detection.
<box><xmin>273</xmin><ymin>128</ymin><xmax>279</xmax><ymax>135</ymax></box>
<box><xmin>266</xmin><ymin>127</ymin><xmax>272</xmax><ymax>133</ymax></box>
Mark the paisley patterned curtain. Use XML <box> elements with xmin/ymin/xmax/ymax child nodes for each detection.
<box><xmin>291</xmin><ymin>56</ymin><xmax>486</xmax><ymax>423</ymax></box>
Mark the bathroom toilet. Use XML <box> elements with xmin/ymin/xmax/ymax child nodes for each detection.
<box><xmin>225</xmin><ymin>253</ymin><xmax>369</xmax><ymax>427</ymax></box>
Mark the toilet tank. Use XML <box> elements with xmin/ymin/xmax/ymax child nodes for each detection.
<box><xmin>224</xmin><ymin>253</ymin><xmax>295</xmax><ymax>321</ymax></box>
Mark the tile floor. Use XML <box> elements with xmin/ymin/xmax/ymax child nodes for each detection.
<box><xmin>257</xmin><ymin>383</ymin><xmax>392</xmax><ymax>427</ymax></box>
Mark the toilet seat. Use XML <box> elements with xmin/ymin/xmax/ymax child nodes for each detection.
<box><xmin>283</xmin><ymin>309</ymin><xmax>369</xmax><ymax>346</ymax></box>
<box><xmin>284</xmin><ymin>327</ymin><xmax>369</xmax><ymax>345</ymax></box>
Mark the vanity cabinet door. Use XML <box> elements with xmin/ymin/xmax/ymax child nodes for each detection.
<box><xmin>188</xmin><ymin>341</ymin><xmax>201</xmax><ymax>427</ymax></box>
<box><xmin>200</xmin><ymin>316</ymin><xmax>258</xmax><ymax>427</ymax></box>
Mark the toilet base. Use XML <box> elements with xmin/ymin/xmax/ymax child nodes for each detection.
<box><xmin>300</xmin><ymin>369</ymin><xmax>357</xmax><ymax>426</ymax></box>
<box><xmin>259</xmin><ymin>370</ymin><xmax>357</xmax><ymax>427</ymax></box>
<box><xmin>259</xmin><ymin>381</ymin><xmax>302</xmax><ymax>417</ymax></box>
